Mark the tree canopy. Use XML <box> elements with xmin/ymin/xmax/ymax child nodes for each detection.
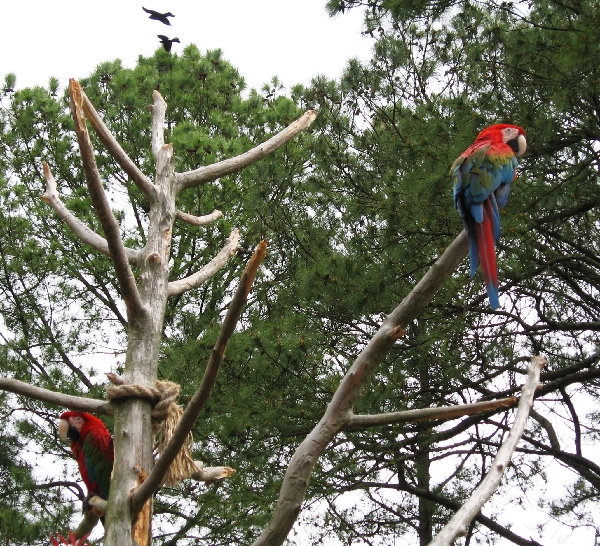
<box><xmin>1</xmin><ymin>0</ymin><xmax>600</xmax><ymax>543</ymax></box>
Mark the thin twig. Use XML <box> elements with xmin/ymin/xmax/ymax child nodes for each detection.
<box><xmin>428</xmin><ymin>355</ymin><xmax>547</xmax><ymax>546</ymax></box>
<box><xmin>175</xmin><ymin>110</ymin><xmax>318</xmax><ymax>191</ymax></box>
<box><xmin>130</xmin><ymin>240</ymin><xmax>267</xmax><ymax>515</ymax></box>
<box><xmin>69</xmin><ymin>79</ymin><xmax>145</xmax><ymax>321</ymax></box>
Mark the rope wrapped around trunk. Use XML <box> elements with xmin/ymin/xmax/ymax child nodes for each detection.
<box><xmin>106</xmin><ymin>380</ymin><xmax>198</xmax><ymax>486</ymax></box>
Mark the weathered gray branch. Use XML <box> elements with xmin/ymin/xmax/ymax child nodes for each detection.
<box><xmin>176</xmin><ymin>208</ymin><xmax>223</xmax><ymax>226</ymax></box>
<box><xmin>190</xmin><ymin>461</ymin><xmax>236</xmax><ymax>483</ymax></box>
<box><xmin>0</xmin><ymin>377</ymin><xmax>110</xmax><ymax>414</ymax></box>
<box><xmin>41</xmin><ymin>162</ymin><xmax>142</xmax><ymax>266</ymax></box>
<box><xmin>175</xmin><ymin>110</ymin><xmax>318</xmax><ymax>191</ymax></box>
<box><xmin>80</xmin><ymin>88</ymin><xmax>157</xmax><ymax>202</ymax></box>
<box><xmin>348</xmin><ymin>397</ymin><xmax>518</xmax><ymax>429</ymax></box>
<box><xmin>69</xmin><ymin>79</ymin><xmax>146</xmax><ymax>321</ymax></box>
<box><xmin>251</xmin><ymin>231</ymin><xmax>469</xmax><ymax>546</ymax></box>
<box><xmin>167</xmin><ymin>229</ymin><xmax>240</xmax><ymax>297</ymax></box>
<box><xmin>150</xmin><ymin>89</ymin><xmax>167</xmax><ymax>160</ymax></box>
<box><xmin>428</xmin><ymin>355</ymin><xmax>547</xmax><ymax>546</ymax></box>
<box><xmin>130</xmin><ymin>240</ymin><xmax>267</xmax><ymax>516</ymax></box>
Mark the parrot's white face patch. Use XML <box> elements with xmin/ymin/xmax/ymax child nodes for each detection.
<box><xmin>502</xmin><ymin>127</ymin><xmax>527</xmax><ymax>157</ymax></box>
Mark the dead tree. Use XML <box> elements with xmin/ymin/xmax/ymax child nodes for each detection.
<box><xmin>40</xmin><ymin>79</ymin><xmax>315</xmax><ymax>545</ymax></box>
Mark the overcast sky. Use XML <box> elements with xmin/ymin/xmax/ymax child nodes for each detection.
<box><xmin>2</xmin><ymin>0</ymin><xmax>371</xmax><ymax>92</ymax></box>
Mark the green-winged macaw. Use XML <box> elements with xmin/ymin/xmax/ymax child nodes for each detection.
<box><xmin>58</xmin><ymin>412</ymin><xmax>114</xmax><ymax>511</ymax></box>
<box><xmin>452</xmin><ymin>124</ymin><xmax>527</xmax><ymax>308</ymax></box>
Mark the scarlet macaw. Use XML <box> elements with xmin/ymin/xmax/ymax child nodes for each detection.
<box><xmin>452</xmin><ymin>124</ymin><xmax>527</xmax><ymax>308</ymax></box>
<box><xmin>58</xmin><ymin>412</ymin><xmax>114</xmax><ymax>508</ymax></box>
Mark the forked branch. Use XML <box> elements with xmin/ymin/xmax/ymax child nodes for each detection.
<box><xmin>429</xmin><ymin>355</ymin><xmax>547</xmax><ymax>546</ymax></box>
<box><xmin>252</xmin><ymin>232</ymin><xmax>470</xmax><ymax>546</ymax></box>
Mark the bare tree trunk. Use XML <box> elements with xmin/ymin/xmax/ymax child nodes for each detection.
<box><xmin>105</xmin><ymin>144</ymin><xmax>177</xmax><ymax>544</ymax></box>
<box><xmin>416</xmin><ymin>443</ymin><xmax>433</xmax><ymax>546</ymax></box>
<box><xmin>416</xmin><ymin>333</ymin><xmax>433</xmax><ymax>546</ymax></box>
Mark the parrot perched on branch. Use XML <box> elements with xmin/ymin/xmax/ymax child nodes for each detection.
<box><xmin>58</xmin><ymin>412</ymin><xmax>114</xmax><ymax>509</ymax></box>
<box><xmin>451</xmin><ymin>124</ymin><xmax>527</xmax><ymax>309</ymax></box>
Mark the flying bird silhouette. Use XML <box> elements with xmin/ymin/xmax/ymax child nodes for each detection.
<box><xmin>157</xmin><ymin>35</ymin><xmax>180</xmax><ymax>52</ymax></box>
<box><xmin>143</xmin><ymin>6</ymin><xmax>175</xmax><ymax>25</ymax></box>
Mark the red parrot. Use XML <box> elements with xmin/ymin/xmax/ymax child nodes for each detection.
<box><xmin>451</xmin><ymin>124</ymin><xmax>527</xmax><ymax>308</ymax></box>
<box><xmin>58</xmin><ymin>412</ymin><xmax>114</xmax><ymax>506</ymax></box>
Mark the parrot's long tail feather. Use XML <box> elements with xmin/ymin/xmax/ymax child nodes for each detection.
<box><xmin>465</xmin><ymin>219</ymin><xmax>480</xmax><ymax>278</ymax></box>
<box><xmin>475</xmin><ymin>199</ymin><xmax>499</xmax><ymax>309</ymax></box>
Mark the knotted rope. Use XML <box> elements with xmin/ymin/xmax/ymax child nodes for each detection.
<box><xmin>106</xmin><ymin>380</ymin><xmax>198</xmax><ymax>486</ymax></box>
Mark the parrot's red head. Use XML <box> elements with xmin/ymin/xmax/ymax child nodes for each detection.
<box><xmin>58</xmin><ymin>411</ymin><xmax>107</xmax><ymax>444</ymax></box>
<box><xmin>475</xmin><ymin>124</ymin><xmax>527</xmax><ymax>158</ymax></box>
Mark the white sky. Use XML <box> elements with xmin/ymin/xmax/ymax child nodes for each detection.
<box><xmin>2</xmin><ymin>0</ymin><xmax>371</xmax><ymax>91</ymax></box>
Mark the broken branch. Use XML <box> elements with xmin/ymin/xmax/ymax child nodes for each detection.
<box><xmin>250</xmin><ymin>231</ymin><xmax>469</xmax><ymax>546</ymax></box>
<box><xmin>190</xmin><ymin>461</ymin><xmax>236</xmax><ymax>484</ymax></box>
<box><xmin>69</xmin><ymin>79</ymin><xmax>146</xmax><ymax>321</ymax></box>
<box><xmin>130</xmin><ymin>240</ymin><xmax>267</xmax><ymax>515</ymax></box>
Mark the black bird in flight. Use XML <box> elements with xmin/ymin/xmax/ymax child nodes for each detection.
<box><xmin>157</xmin><ymin>35</ymin><xmax>180</xmax><ymax>52</ymax></box>
<box><xmin>143</xmin><ymin>7</ymin><xmax>175</xmax><ymax>25</ymax></box>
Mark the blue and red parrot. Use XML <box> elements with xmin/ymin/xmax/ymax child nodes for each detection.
<box><xmin>59</xmin><ymin>411</ymin><xmax>114</xmax><ymax>510</ymax></box>
<box><xmin>452</xmin><ymin>124</ymin><xmax>527</xmax><ymax>309</ymax></box>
